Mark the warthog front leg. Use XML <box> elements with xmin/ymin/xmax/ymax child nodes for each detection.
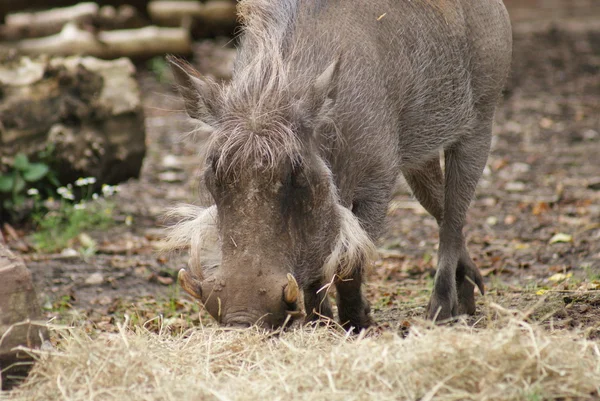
<box><xmin>333</xmin><ymin>197</ymin><xmax>390</xmax><ymax>332</ymax></box>
<box><xmin>303</xmin><ymin>282</ymin><xmax>334</xmax><ymax>324</ymax></box>
<box><xmin>402</xmin><ymin>129</ymin><xmax>489</xmax><ymax>321</ymax></box>
<box><xmin>335</xmin><ymin>268</ymin><xmax>373</xmax><ymax>332</ymax></box>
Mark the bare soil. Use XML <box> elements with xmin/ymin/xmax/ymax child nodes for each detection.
<box><xmin>4</xmin><ymin>4</ymin><xmax>600</xmax><ymax>339</ymax></box>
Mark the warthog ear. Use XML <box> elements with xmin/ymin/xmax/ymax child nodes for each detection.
<box><xmin>167</xmin><ymin>55</ymin><xmax>219</xmax><ymax>127</ymax></box>
<box><xmin>309</xmin><ymin>55</ymin><xmax>342</xmax><ymax>117</ymax></box>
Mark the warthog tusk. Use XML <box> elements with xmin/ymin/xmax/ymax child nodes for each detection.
<box><xmin>178</xmin><ymin>268</ymin><xmax>203</xmax><ymax>299</ymax></box>
<box><xmin>284</xmin><ymin>273</ymin><xmax>299</xmax><ymax>304</ymax></box>
<box><xmin>286</xmin><ymin>310</ymin><xmax>305</xmax><ymax>318</ymax></box>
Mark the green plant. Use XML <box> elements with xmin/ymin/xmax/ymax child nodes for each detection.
<box><xmin>32</xmin><ymin>200</ymin><xmax>114</xmax><ymax>253</ymax></box>
<box><xmin>30</xmin><ymin>181</ymin><xmax>118</xmax><ymax>253</ymax></box>
<box><xmin>0</xmin><ymin>153</ymin><xmax>49</xmax><ymax>210</ymax></box>
<box><xmin>582</xmin><ymin>263</ymin><xmax>600</xmax><ymax>282</ymax></box>
<box><xmin>148</xmin><ymin>56</ymin><xmax>170</xmax><ymax>83</ymax></box>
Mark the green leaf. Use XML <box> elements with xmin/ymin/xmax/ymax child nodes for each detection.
<box><xmin>13</xmin><ymin>153</ymin><xmax>30</xmax><ymax>171</ymax></box>
<box><xmin>0</xmin><ymin>174</ymin><xmax>14</xmax><ymax>192</ymax></box>
<box><xmin>13</xmin><ymin>173</ymin><xmax>25</xmax><ymax>194</ymax></box>
<box><xmin>47</xmin><ymin>171</ymin><xmax>61</xmax><ymax>187</ymax></box>
<box><xmin>23</xmin><ymin>163</ymin><xmax>49</xmax><ymax>182</ymax></box>
<box><xmin>12</xmin><ymin>194</ymin><xmax>25</xmax><ymax>207</ymax></box>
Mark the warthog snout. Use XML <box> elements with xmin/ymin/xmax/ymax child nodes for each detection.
<box><xmin>179</xmin><ymin>268</ymin><xmax>302</xmax><ymax>329</ymax></box>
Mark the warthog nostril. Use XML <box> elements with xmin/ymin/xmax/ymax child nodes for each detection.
<box><xmin>224</xmin><ymin>317</ymin><xmax>254</xmax><ymax>328</ymax></box>
<box><xmin>226</xmin><ymin>321</ymin><xmax>252</xmax><ymax>328</ymax></box>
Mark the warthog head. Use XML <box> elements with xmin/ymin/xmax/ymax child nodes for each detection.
<box><xmin>162</xmin><ymin>53</ymin><xmax>375</xmax><ymax>329</ymax></box>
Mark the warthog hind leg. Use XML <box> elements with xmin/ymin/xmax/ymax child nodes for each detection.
<box><xmin>402</xmin><ymin>131</ymin><xmax>488</xmax><ymax>321</ymax></box>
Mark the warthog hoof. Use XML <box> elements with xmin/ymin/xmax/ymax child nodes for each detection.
<box><xmin>427</xmin><ymin>252</ymin><xmax>484</xmax><ymax>322</ymax></box>
<box><xmin>339</xmin><ymin>298</ymin><xmax>373</xmax><ymax>333</ymax></box>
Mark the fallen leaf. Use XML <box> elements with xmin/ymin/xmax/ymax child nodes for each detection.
<box><xmin>157</xmin><ymin>276</ymin><xmax>174</xmax><ymax>286</ymax></box>
<box><xmin>505</xmin><ymin>181</ymin><xmax>526</xmax><ymax>192</ymax></box>
<box><xmin>61</xmin><ymin>248</ymin><xmax>79</xmax><ymax>257</ymax></box>
<box><xmin>549</xmin><ymin>233</ymin><xmax>573</xmax><ymax>244</ymax></box>
<box><xmin>491</xmin><ymin>158</ymin><xmax>508</xmax><ymax>171</ymax></box>
<box><xmin>79</xmin><ymin>233</ymin><xmax>96</xmax><ymax>248</ymax></box>
<box><xmin>158</xmin><ymin>171</ymin><xmax>185</xmax><ymax>183</ymax></box>
<box><xmin>480</xmin><ymin>267</ymin><xmax>498</xmax><ymax>277</ymax></box>
<box><xmin>549</xmin><ymin>265</ymin><xmax>571</xmax><ymax>273</ymax></box>
<box><xmin>536</xmin><ymin>289</ymin><xmax>548</xmax><ymax>295</ymax></box>
<box><xmin>2</xmin><ymin>223</ymin><xmax>20</xmax><ymax>241</ymax></box>
<box><xmin>548</xmin><ymin>273</ymin><xmax>573</xmax><ymax>282</ymax></box>
<box><xmin>148</xmin><ymin>273</ymin><xmax>174</xmax><ymax>286</ymax></box>
<box><xmin>532</xmin><ymin>202</ymin><xmax>551</xmax><ymax>215</ymax></box>
<box><xmin>539</xmin><ymin>117</ymin><xmax>554</xmax><ymax>129</ymax></box>
<box><xmin>486</xmin><ymin>216</ymin><xmax>498</xmax><ymax>226</ymax></box>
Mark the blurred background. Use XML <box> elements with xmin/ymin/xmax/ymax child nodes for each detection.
<box><xmin>0</xmin><ymin>0</ymin><xmax>598</xmax><ymax>390</ymax></box>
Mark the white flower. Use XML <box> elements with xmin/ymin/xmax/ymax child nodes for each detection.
<box><xmin>75</xmin><ymin>177</ymin><xmax>97</xmax><ymax>186</ymax></box>
<box><xmin>92</xmin><ymin>193</ymin><xmax>99</xmax><ymax>200</ymax></box>
<box><xmin>57</xmin><ymin>187</ymin><xmax>68</xmax><ymax>195</ymax></box>
<box><xmin>102</xmin><ymin>184</ymin><xmax>118</xmax><ymax>197</ymax></box>
<box><xmin>27</xmin><ymin>188</ymin><xmax>39</xmax><ymax>196</ymax></box>
<box><xmin>74</xmin><ymin>203</ymin><xmax>86</xmax><ymax>210</ymax></box>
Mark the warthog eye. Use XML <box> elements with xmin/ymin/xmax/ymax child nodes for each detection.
<box><xmin>204</xmin><ymin>153</ymin><xmax>230</xmax><ymax>190</ymax></box>
<box><xmin>290</xmin><ymin>161</ymin><xmax>309</xmax><ymax>189</ymax></box>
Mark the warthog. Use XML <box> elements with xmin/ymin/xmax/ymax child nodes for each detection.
<box><xmin>164</xmin><ymin>0</ymin><xmax>512</xmax><ymax>330</ymax></box>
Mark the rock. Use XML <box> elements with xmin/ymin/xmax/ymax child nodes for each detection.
<box><xmin>158</xmin><ymin>171</ymin><xmax>185</xmax><ymax>183</ymax></box>
<box><xmin>505</xmin><ymin>181</ymin><xmax>527</xmax><ymax>192</ymax></box>
<box><xmin>0</xmin><ymin>244</ymin><xmax>47</xmax><ymax>390</ymax></box>
<box><xmin>0</xmin><ymin>54</ymin><xmax>146</xmax><ymax>188</ymax></box>
<box><xmin>85</xmin><ymin>272</ymin><xmax>104</xmax><ymax>285</ymax></box>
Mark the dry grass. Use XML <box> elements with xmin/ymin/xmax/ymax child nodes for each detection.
<box><xmin>5</xmin><ymin>308</ymin><xmax>600</xmax><ymax>401</ymax></box>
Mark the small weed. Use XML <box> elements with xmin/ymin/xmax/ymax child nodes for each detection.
<box><xmin>488</xmin><ymin>274</ymin><xmax>510</xmax><ymax>292</ymax></box>
<box><xmin>524</xmin><ymin>388</ymin><xmax>544</xmax><ymax>401</ymax></box>
<box><xmin>582</xmin><ymin>263</ymin><xmax>600</xmax><ymax>281</ymax></box>
<box><xmin>32</xmin><ymin>200</ymin><xmax>114</xmax><ymax>253</ymax></box>
<box><xmin>108</xmin><ymin>292</ymin><xmax>204</xmax><ymax>335</ymax></box>
<box><xmin>148</xmin><ymin>56</ymin><xmax>170</xmax><ymax>83</ymax></box>
<box><xmin>374</xmin><ymin>294</ymin><xmax>393</xmax><ymax>310</ymax></box>
<box><xmin>46</xmin><ymin>295</ymin><xmax>75</xmax><ymax>313</ymax></box>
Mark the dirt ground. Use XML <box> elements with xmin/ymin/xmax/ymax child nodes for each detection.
<box><xmin>4</xmin><ymin>3</ymin><xmax>600</xmax><ymax>339</ymax></box>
